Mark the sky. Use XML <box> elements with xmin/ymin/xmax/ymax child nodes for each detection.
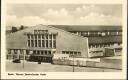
<box><xmin>6</xmin><ymin>4</ymin><xmax>122</xmax><ymax>27</ymax></box>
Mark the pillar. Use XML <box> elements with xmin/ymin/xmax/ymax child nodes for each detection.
<box><xmin>76</xmin><ymin>32</ymin><xmax>79</xmax><ymax>35</ymax></box>
<box><xmin>37</xmin><ymin>34</ymin><xmax>39</xmax><ymax>47</ymax></box>
<box><xmin>108</xmin><ymin>32</ymin><xmax>110</xmax><ymax>35</ymax></box>
<box><xmin>52</xmin><ymin>34</ymin><xmax>53</xmax><ymax>48</ymax></box>
<box><xmin>41</xmin><ymin>35</ymin><xmax>42</xmax><ymax>48</ymax></box>
<box><xmin>44</xmin><ymin>35</ymin><xmax>46</xmax><ymax>48</ymax></box>
<box><xmin>48</xmin><ymin>34</ymin><xmax>49</xmax><ymax>48</ymax></box>
<box><xmin>117</xmin><ymin>32</ymin><xmax>119</xmax><ymax>35</ymax></box>
<box><xmin>30</xmin><ymin>35</ymin><xmax>31</xmax><ymax>47</ymax></box>
<box><xmin>88</xmin><ymin>32</ymin><xmax>90</xmax><ymax>36</ymax></box>
<box><xmin>33</xmin><ymin>34</ymin><xmax>35</xmax><ymax>47</ymax></box>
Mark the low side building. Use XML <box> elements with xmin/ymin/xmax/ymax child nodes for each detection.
<box><xmin>6</xmin><ymin>24</ymin><xmax>89</xmax><ymax>62</ymax></box>
<box><xmin>50</xmin><ymin>25</ymin><xmax>122</xmax><ymax>49</ymax></box>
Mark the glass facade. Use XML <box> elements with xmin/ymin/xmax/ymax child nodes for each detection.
<box><xmin>27</xmin><ymin>33</ymin><xmax>56</xmax><ymax>48</ymax></box>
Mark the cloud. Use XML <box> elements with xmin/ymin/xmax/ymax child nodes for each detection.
<box><xmin>20</xmin><ymin>16</ymin><xmax>51</xmax><ymax>26</ymax></box>
<box><xmin>6</xmin><ymin>15</ymin><xmax>51</xmax><ymax>26</ymax></box>
<box><xmin>73</xmin><ymin>5</ymin><xmax>98</xmax><ymax>17</ymax></box>
<box><xmin>42</xmin><ymin>8</ymin><xmax>74</xmax><ymax>24</ymax></box>
<box><xmin>6</xmin><ymin>6</ymin><xmax>122</xmax><ymax>26</ymax></box>
<box><xmin>6</xmin><ymin>15</ymin><xmax>20</xmax><ymax>26</ymax></box>
<box><xmin>79</xmin><ymin>12</ymin><xmax>122</xmax><ymax>25</ymax></box>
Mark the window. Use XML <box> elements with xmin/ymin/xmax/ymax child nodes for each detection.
<box><xmin>38</xmin><ymin>40</ymin><xmax>41</xmax><ymax>47</ymax></box>
<box><xmin>49</xmin><ymin>35</ymin><xmax>52</xmax><ymax>39</ymax></box>
<box><xmin>109</xmin><ymin>32</ymin><xmax>117</xmax><ymax>35</ymax></box>
<box><xmin>66</xmin><ymin>52</ymin><xmax>69</xmax><ymax>54</ymax></box>
<box><xmin>42</xmin><ymin>40</ymin><xmax>45</xmax><ymax>47</ymax></box>
<box><xmin>27</xmin><ymin>34</ymin><xmax>30</xmax><ymax>39</ymax></box>
<box><xmin>53</xmin><ymin>40</ymin><xmax>56</xmax><ymax>48</ymax></box>
<box><xmin>14</xmin><ymin>50</ymin><xmax>17</xmax><ymax>54</ymax></box>
<box><xmin>42</xmin><ymin>35</ymin><xmax>44</xmax><ymax>39</ymax></box>
<box><xmin>31</xmin><ymin>40</ymin><xmax>34</xmax><ymax>47</ymax></box>
<box><xmin>46</xmin><ymin>40</ymin><xmax>48</xmax><ymax>48</ymax></box>
<box><xmin>53</xmin><ymin>35</ymin><xmax>56</xmax><ymax>39</ymax></box>
<box><xmin>26</xmin><ymin>50</ymin><xmax>29</xmax><ymax>55</ymax></box>
<box><xmin>78</xmin><ymin>52</ymin><xmax>81</xmax><ymax>56</ymax></box>
<box><xmin>118</xmin><ymin>31</ymin><xmax>122</xmax><ymax>35</ymax></box>
<box><xmin>35</xmin><ymin>35</ymin><xmax>37</xmax><ymax>39</ymax></box>
<box><xmin>35</xmin><ymin>40</ymin><xmax>37</xmax><ymax>47</ymax></box>
<box><xmin>115</xmin><ymin>48</ymin><xmax>122</xmax><ymax>52</ymax></box>
<box><xmin>46</xmin><ymin>35</ymin><xmax>48</xmax><ymax>39</ymax></box>
<box><xmin>45</xmin><ymin>51</ymin><xmax>47</xmax><ymax>55</ymax></box>
<box><xmin>28</xmin><ymin>40</ymin><xmax>30</xmax><ymax>47</ymax></box>
<box><xmin>41</xmin><ymin>51</ymin><xmax>44</xmax><ymax>55</ymax></box>
<box><xmin>48</xmin><ymin>51</ymin><xmax>51</xmax><ymax>55</ymax></box>
<box><xmin>70</xmin><ymin>52</ymin><xmax>73</xmax><ymax>55</ymax></box>
<box><xmin>37</xmin><ymin>51</ymin><xmax>40</xmax><ymax>55</ymax></box>
<box><xmin>62</xmin><ymin>51</ymin><xmax>81</xmax><ymax>57</ymax></box>
<box><xmin>98</xmin><ymin>32</ymin><xmax>101</xmax><ymax>36</ymax></box>
<box><xmin>49</xmin><ymin>40</ymin><xmax>52</xmax><ymax>48</ymax></box>
<box><xmin>81</xmin><ymin>32</ymin><xmax>88</xmax><ymax>36</ymax></box>
<box><xmin>20</xmin><ymin>50</ymin><xmax>23</xmax><ymax>54</ymax></box>
<box><xmin>33</xmin><ymin>50</ymin><xmax>36</xmax><ymax>54</ymax></box>
<box><xmin>74</xmin><ymin>52</ymin><xmax>77</xmax><ymax>55</ymax></box>
<box><xmin>31</xmin><ymin>35</ymin><xmax>33</xmax><ymax>39</ymax></box>
<box><xmin>107</xmin><ymin>32</ymin><xmax>110</xmax><ymax>35</ymax></box>
<box><xmin>38</xmin><ymin>35</ymin><xmax>41</xmax><ymax>39</ymax></box>
<box><xmin>62</xmin><ymin>51</ymin><xmax>65</xmax><ymax>54</ymax></box>
<box><xmin>8</xmin><ymin>50</ymin><xmax>11</xmax><ymax>54</ymax></box>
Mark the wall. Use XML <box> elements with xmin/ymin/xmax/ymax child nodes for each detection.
<box><xmin>6</xmin><ymin>24</ymin><xmax>88</xmax><ymax>57</ymax></box>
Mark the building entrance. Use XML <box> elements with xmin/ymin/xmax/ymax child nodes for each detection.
<box><xmin>29</xmin><ymin>50</ymin><xmax>53</xmax><ymax>63</ymax></box>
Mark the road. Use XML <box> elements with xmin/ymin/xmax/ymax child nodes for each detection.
<box><xmin>6</xmin><ymin>60</ymin><xmax>121</xmax><ymax>72</ymax></box>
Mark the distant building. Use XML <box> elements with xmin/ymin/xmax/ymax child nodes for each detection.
<box><xmin>50</xmin><ymin>25</ymin><xmax>122</xmax><ymax>49</ymax></box>
<box><xmin>6</xmin><ymin>25</ymin><xmax>28</xmax><ymax>34</ymax></box>
<box><xmin>6</xmin><ymin>24</ymin><xmax>89</xmax><ymax>63</ymax></box>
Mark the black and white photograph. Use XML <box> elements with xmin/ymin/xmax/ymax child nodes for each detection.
<box><xmin>1</xmin><ymin>0</ymin><xmax>127</xmax><ymax>79</ymax></box>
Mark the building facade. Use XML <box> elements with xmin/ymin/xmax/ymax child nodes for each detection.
<box><xmin>6</xmin><ymin>24</ymin><xmax>89</xmax><ymax>62</ymax></box>
<box><xmin>51</xmin><ymin>25</ymin><xmax>122</xmax><ymax>48</ymax></box>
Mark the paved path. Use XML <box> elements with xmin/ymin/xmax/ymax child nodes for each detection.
<box><xmin>6</xmin><ymin>60</ymin><xmax>121</xmax><ymax>72</ymax></box>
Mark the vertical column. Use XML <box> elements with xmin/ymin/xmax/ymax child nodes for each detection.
<box><xmin>29</xmin><ymin>34</ymin><xmax>31</xmax><ymax>47</ymax></box>
<box><xmin>98</xmin><ymin>32</ymin><xmax>100</xmax><ymax>36</ymax></box>
<box><xmin>52</xmin><ymin>34</ymin><xmax>53</xmax><ymax>48</ymax></box>
<box><xmin>41</xmin><ymin>35</ymin><xmax>42</xmax><ymax>48</ymax></box>
<box><xmin>108</xmin><ymin>32</ymin><xmax>110</xmax><ymax>35</ymax></box>
<box><xmin>33</xmin><ymin>34</ymin><xmax>35</xmax><ymax>47</ymax></box>
<box><xmin>17</xmin><ymin>50</ymin><xmax>20</xmax><ymax>59</ymax></box>
<box><xmin>76</xmin><ymin>32</ymin><xmax>79</xmax><ymax>35</ymax></box>
<box><xmin>88</xmin><ymin>32</ymin><xmax>90</xmax><ymax>36</ymax></box>
<box><xmin>44</xmin><ymin>35</ymin><xmax>46</xmax><ymax>48</ymax></box>
<box><xmin>37</xmin><ymin>34</ymin><xmax>38</xmax><ymax>47</ymax></box>
<box><xmin>48</xmin><ymin>34</ymin><xmax>49</xmax><ymax>48</ymax></box>
<box><xmin>116</xmin><ymin>32</ymin><xmax>119</xmax><ymax>35</ymax></box>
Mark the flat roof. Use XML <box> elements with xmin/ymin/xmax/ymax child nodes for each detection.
<box><xmin>102</xmin><ymin>56</ymin><xmax>122</xmax><ymax>60</ymax></box>
<box><xmin>49</xmin><ymin>25</ymin><xmax>122</xmax><ymax>32</ymax></box>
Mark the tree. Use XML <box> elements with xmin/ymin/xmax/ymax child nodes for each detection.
<box><xmin>19</xmin><ymin>25</ymin><xmax>24</xmax><ymax>30</ymax></box>
<box><xmin>12</xmin><ymin>27</ymin><xmax>17</xmax><ymax>33</ymax></box>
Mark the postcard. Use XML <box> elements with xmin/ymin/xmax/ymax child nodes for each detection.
<box><xmin>1</xmin><ymin>0</ymin><xmax>127</xmax><ymax>79</ymax></box>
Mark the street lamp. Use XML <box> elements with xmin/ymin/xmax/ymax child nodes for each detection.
<box><xmin>73</xmin><ymin>55</ymin><xmax>74</xmax><ymax>72</ymax></box>
<box><xmin>23</xmin><ymin>50</ymin><xmax>26</xmax><ymax>69</ymax></box>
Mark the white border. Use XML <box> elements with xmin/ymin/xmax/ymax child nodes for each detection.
<box><xmin>1</xmin><ymin>0</ymin><xmax>127</xmax><ymax>79</ymax></box>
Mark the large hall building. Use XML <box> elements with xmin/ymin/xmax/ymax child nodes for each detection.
<box><xmin>6</xmin><ymin>24</ymin><xmax>122</xmax><ymax>62</ymax></box>
<box><xmin>6</xmin><ymin>24</ymin><xmax>89</xmax><ymax>62</ymax></box>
